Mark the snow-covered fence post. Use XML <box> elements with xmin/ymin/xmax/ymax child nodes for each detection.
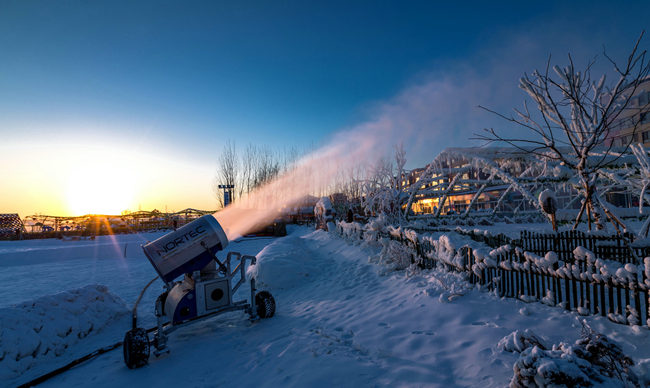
<box><xmin>590</xmin><ymin>276</ymin><xmax>598</xmax><ymax>315</ymax></box>
<box><xmin>598</xmin><ymin>277</ymin><xmax>606</xmax><ymax>317</ymax></box>
<box><xmin>562</xmin><ymin>267</ymin><xmax>571</xmax><ymax>311</ymax></box>
<box><xmin>463</xmin><ymin>247</ymin><xmax>471</xmax><ymax>282</ymax></box>
<box><xmin>633</xmin><ymin>272</ymin><xmax>642</xmax><ymax>325</ymax></box>
<box><xmin>645</xmin><ymin>258</ymin><xmax>650</xmax><ymax>325</ymax></box>
<box><xmin>554</xmin><ymin>269</ymin><xmax>562</xmax><ymax>308</ymax></box>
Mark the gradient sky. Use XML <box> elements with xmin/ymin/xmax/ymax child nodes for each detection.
<box><xmin>1</xmin><ymin>1</ymin><xmax>649</xmax><ymax>216</ymax></box>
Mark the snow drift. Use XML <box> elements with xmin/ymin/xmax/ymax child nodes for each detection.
<box><xmin>0</xmin><ymin>284</ymin><xmax>129</xmax><ymax>382</ymax></box>
<box><xmin>248</xmin><ymin>234</ymin><xmax>324</xmax><ymax>290</ymax></box>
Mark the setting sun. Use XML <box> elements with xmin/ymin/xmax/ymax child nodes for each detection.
<box><xmin>65</xmin><ymin>162</ymin><xmax>136</xmax><ymax>216</ymax></box>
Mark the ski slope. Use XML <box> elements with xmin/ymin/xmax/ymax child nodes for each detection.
<box><xmin>2</xmin><ymin>226</ymin><xmax>650</xmax><ymax>387</ymax></box>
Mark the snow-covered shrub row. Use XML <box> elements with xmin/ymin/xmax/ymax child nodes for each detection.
<box><xmin>336</xmin><ymin>218</ymin><xmax>504</xmax><ymax>279</ymax></box>
<box><xmin>0</xmin><ymin>285</ymin><xmax>129</xmax><ymax>381</ymax></box>
<box><xmin>337</xmin><ymin>219</ymin><xmax>650</xmax><ymax>291</ymax></box>
<box><xmin>336</xmin><ymin>214</ymin><xmax>396</xmax><ymax>244</ymax></box>
<box><xmin>500</xmin><ymin>323</ymin><xmax>640</xmax><ymax>387</ymax></box>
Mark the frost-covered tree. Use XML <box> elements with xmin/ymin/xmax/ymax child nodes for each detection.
<box><xmin>360</xmin><ymin>144</ymin><xmax>409</xmax><ymax>222</ymax></box>
<box><xmin>630</xmin><ymin>144</ymin><xmax>650</xmax><ymax>236</ymax></box>
<box><xmin>478</xmin><ymin>34</ymin><xmax>650</xmax><ymax>232</ymax></box>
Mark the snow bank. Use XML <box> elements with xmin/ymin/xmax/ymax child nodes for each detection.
<box><xmin>248</xmin><ymin>235</ymin><xmax>324</xmax><ymax>290</ymax></box>
<box><xmin>0</xmin><ymin>284</ymin><xmax>129</xmax><ymax>382</ymax></box>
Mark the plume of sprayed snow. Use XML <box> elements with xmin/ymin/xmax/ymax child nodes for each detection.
<box><xmin>213</xmin><ymin>29</ymin><xmax>644</xmax><ymax>239</ymax></box>
<box><xmin>214</xmin><ymin>119</ymin><xmax>391</xmax><ymax>239</ymax></box>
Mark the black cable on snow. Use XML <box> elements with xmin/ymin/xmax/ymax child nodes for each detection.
<box><xmin>131</xmin><ymin>276</ymin><xmax>159</xmax><ymax>329</ymax></box>
<box><xmin>17</xmin><ymin>325</ymin><xmax>159</xmax><ymax>388</ymax></box>
<box><xmin>17</xmin><ymin>342</ymin><xmax>123</xmax><ymax>388</ymax></box>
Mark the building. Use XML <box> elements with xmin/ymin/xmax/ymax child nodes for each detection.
<box><xmin>0</xmin><ymin>214</ymin><xmax>25</xmax><ymax>238</ymax></box>
<box><xmin>608</xmin><ymin>78</ymin><xmax>650</xmax><ymax>147</ymax></box>
<box><xmin>404</xmin><ymin>147</ymin><xmax>597</xmax><ymax>217</ymax></box>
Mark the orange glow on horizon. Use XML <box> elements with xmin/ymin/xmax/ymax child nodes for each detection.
<box><xmin>1</xmin><ymin>137</ymin><xmax>218</xmax><ymax>217</ymax></box>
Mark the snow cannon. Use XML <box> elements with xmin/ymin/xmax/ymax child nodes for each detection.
<box><xmin>123</xmin><ymin>214</ymin><xmax>276</xmax><ymax>369</ymax></box>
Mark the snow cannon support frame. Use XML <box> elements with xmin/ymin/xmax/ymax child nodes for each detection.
<box><xmin>123</xmin><ymin>215</ymin><xmax>276</xmax><ymax>369</ymax></box>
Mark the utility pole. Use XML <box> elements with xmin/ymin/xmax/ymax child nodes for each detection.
<box><xmin>218</xmin><ymin>184</ymin><xmax>235</xmax><ymax>207</ymax></box>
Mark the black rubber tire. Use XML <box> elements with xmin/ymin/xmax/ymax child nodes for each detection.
<box><xmin>123</xmin><ymin>328</ymin><xmax>150</xmax><ymax>369</ymax></box>
<box><xmin>255</xmin><ymin>291</ymin><xmax>276</xmax><ymax>318</ymax></box>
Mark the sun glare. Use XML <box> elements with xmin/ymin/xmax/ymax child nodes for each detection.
<box><xmin>66</xmin><ymin>162</ymin><xmax>136</xmax><ymax>216</ymax></box>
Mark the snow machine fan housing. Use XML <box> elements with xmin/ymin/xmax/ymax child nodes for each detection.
<box><xmin>142</xmin><ymin>215</ymin><xmax>229</xmax><ymax>283</ymax></box>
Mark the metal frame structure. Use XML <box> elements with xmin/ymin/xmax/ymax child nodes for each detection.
<box><xmin>151</xmin><ymin>252</ymin><xmax>259</xmax><ymax>356</ymax></box>
<box><xmin>21</xmin><ymin>208</ymin><xmax>216</xmax><ymax>235</ymax></box>
<box><xmin>403</xmin><ymin>147</ymin><xmax>645</xmax><ymax>220</ymax></box>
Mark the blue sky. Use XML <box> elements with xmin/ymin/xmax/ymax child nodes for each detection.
<box><xmin>1</xmin><ymin>1</ymin><xmax>649</xmax><ymax>215</ymax></box>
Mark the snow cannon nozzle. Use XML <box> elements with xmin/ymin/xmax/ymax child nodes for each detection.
<box><xmin>142</xmin><ymin>215</ymin><xmax>229</xmax><ymax>284</ymax></box>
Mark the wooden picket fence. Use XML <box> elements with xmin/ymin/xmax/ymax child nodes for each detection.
<box><xmin>519</xmin><ymin>230</ymin><xmax>648</xmax><ymax>264</ymax></box>
<box><xmin>335</xmin><ymin>222</ymin><xmax>650</xmax><ymax>327</ymax></box>
<box><xmin>453</xmin><ymin>228</ymin><xmax>647</xmax><ymax>265</ymax></box>
<box><xmin>466</xmin><ymin>249</ymin><xmax>650</xmax><ymax>327</ymax></box>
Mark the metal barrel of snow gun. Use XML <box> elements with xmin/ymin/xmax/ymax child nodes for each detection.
<box><xmin>142</xmin><ymin>214</ymin><xmax>229</xmax><ymax>284</ymax></box>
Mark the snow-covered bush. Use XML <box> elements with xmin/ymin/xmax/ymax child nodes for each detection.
<box><xmin>506</xmin><ymin>322</ymin><xmax>639</xmax><ymax>387</ymax></box>
<box><xmin>338</xmin><ymin>221</ymin><xmax>364</xmax><ymax>241</ymax></box>
<box><xmin>498</xmin><ymin>329</ymin><xmax>548</xmax><ymax>354</ymax></box>
<box><xmin>360</xmin><ymin>145</ymin><xmax>409</xmax><ymax>223</ymax></box>
<box><xmin>634</xmin><ymin>358</ymin><xmax>650</xmax><ymax>387</ymax></box>
<box><xmin>372</xmin><ymin>238</ymin><xmax>413</xmax><ymax>272</ymax></box>
<box><xmin>431</xmin><ymin>235</ymin><xmax>465</xmax><ymax>268</ymax></box>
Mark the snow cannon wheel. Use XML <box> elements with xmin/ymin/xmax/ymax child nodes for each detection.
<box><xmin>123</xmin><ymin>328</ymin><xmax>150</xmax><ymax>369</ymax></box>
<box><xmin>255</xmin><ymin>291</ymin><xmax>276</xmax><ymax>318</ymax></box>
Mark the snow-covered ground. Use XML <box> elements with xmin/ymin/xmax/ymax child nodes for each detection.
<box><xmin>2</xmin><ymin>226</ymin><xmax>650</xmax><ymax>387</ymax></box>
